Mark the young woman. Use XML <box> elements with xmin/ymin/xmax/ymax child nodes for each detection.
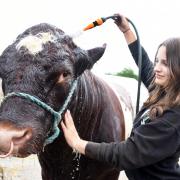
<box><xmin>61</xmin><ymin>14</ymin><xmax>180</xmax><ymax>180</ymax></box>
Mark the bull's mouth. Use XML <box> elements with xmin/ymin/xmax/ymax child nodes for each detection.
<box><xmin>0</xmin><ymin>137</ymin><xmax>37</xmax><ymax>158</ymax></box>
<box><xmin>0</xmin><ymin>121</ymin><xmax>37</xmax><ymax>158</ymax></box>
<box><xmin>0</xmin><ymin>139</ymin><xmax>33</xmax><ymax>158</ymax></box>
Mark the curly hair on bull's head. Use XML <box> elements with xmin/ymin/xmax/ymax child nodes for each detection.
<box><xmin>14</xmin><ymin>23</ymin><xmax>106</xmax><ymax>77</ymax></box>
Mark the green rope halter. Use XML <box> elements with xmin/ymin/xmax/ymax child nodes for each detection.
<box><xmin>1</xmin><ymin>79</ymin><xmax>78</xmax><ymax>147</ymax></box>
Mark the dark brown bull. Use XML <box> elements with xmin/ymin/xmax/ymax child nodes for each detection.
<box><xmin>0</xmin><ymin>23</ymin><xmax>133</xmax><ymax>180</ymax></box>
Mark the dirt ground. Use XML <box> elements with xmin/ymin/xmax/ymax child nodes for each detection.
<box><xmin>0</xmin><ymin>155</ymin><xmax>42</xmax><ymax>180</ymax></box>
<box><xmin>0</xmin><ymin>155</ymin><xmax>128</xmax><ymax>180</ymax></box>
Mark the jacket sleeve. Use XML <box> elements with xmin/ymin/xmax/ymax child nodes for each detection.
<box><xmin>128</xmin><ymin>40</ymin><xmax>154</xmax><ymax>89</ymax></box>
<box><xmin>85</xmin><ymin>109</ymin><xmax>180</xmax><ymax>170</ymax></box>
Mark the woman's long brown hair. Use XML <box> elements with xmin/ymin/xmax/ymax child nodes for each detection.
<box><xmin>144</xmin><ymin>38</ymin><xmax>180</xmax><ymax>119</ymax></box>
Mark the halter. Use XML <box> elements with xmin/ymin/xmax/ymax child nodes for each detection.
<box><xmin>1</xmin><ymin>79</ymin><xmax>78</xmax><ymax>147</ymax></box>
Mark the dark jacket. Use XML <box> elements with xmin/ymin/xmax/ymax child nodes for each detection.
<box><xmin>85</xmin><ymin>40</ymin><xmax>180</xmax><ymax>180</ymax></box>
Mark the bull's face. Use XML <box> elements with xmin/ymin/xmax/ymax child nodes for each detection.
<box><xmin>0</xmin><ymin>23</ymin><xmax>105</xmax><ymax>157</ymax></box>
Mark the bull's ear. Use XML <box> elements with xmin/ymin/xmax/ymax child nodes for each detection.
<box><xmin>74</xmin><ymin>44</ymin><xmax>106</xmax><ymax>76</ymax></box>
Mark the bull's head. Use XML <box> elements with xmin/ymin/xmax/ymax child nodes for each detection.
<box><xmin>0</xmin><ymin>23</ymin><xmax>106</xmax><ymax>157</ymax></box>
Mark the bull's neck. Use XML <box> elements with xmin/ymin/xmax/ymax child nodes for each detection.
<box><xmin>69</xmin><ymin>71</ymin><xmax>105</xmax><ymax>140</ymax></box>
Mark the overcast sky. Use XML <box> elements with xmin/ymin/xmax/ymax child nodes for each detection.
<box><xmin>1</xmin><ymin>0</ymin><xmax>180</xmax><ymax>74</ymax></box>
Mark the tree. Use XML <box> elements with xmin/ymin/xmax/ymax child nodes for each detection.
<box><xmin>110</xmin><ymin>68</ymin><xmax>138</xmax><ymax>80</ymax></box>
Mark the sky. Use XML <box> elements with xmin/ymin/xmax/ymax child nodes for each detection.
<box><xmin>1</xmin><ymin>0</ymin><xmax>180</xmax><ymax>75</ymax></box>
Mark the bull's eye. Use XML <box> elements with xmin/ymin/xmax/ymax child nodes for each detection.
<box><xmin>63</xmin><ymin>72</ymin><xmax>69</xmax><ymax>77</ymax></box>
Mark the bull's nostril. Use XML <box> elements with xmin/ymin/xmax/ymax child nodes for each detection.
<box><xmin>12</xmin><ymin>128</ymin><xmax>32</xmax><ymax>145</ymax></box>
<box><xmin>0</xmin><ymin>125</ymin><xmax>32</xmax><ymax>156</ymax></box>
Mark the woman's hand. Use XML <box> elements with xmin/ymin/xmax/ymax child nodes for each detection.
<box><xmin>61</xmin><ymin>110</ymin><xmax>88</xmax><ymax>154</ymax></box>
<box><xmin>114</xmin><ymin>13</ymin><xmax>137</xmax><ymax>44</ymax></box>
<box><xmin>114</xmin><ymin>13</ymin><xmax>130</xmax><ymax>33</ymax></box>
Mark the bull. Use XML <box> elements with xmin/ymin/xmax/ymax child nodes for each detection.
<box><xmin>0</xmin><ymin>23</ymin><xmax>133</xmax><ymax>180</ymax></box>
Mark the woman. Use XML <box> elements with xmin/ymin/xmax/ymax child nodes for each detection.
<box><xmin>61</xmin><ymin>14</ymin><xmax>180</xmax><ymax>180</ymax></box>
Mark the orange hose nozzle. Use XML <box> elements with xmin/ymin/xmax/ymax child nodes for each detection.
<box><xmin>83</xmin><ymin>18</ymin><xmax>105</xmax><ymax>31</ymax></box>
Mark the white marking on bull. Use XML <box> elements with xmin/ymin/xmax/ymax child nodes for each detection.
<box><xmin>119</xmin><ymin>98</ymin><xmax>133</xmax><ymax>139</ymax></box>
<box><xmin>107</xmin><ymin>81</ymin><xmax>133</xmax><ymax>139</ymax></box>
<box><xmin>16</xmin><ymin>32</ymin><xmax>56</xmax><ymax>55</ymax></box>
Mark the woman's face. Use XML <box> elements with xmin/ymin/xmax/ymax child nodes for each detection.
<box><xmin>154</xmin><ymin>46</ymin><xmax>170</xmax><ymax>87</ymax></box>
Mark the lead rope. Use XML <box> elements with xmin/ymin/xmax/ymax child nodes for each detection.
<box><xmin>2</xmin><ymin>79</ymin><xmax>78</xmax><ymax>147</ymax></box>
